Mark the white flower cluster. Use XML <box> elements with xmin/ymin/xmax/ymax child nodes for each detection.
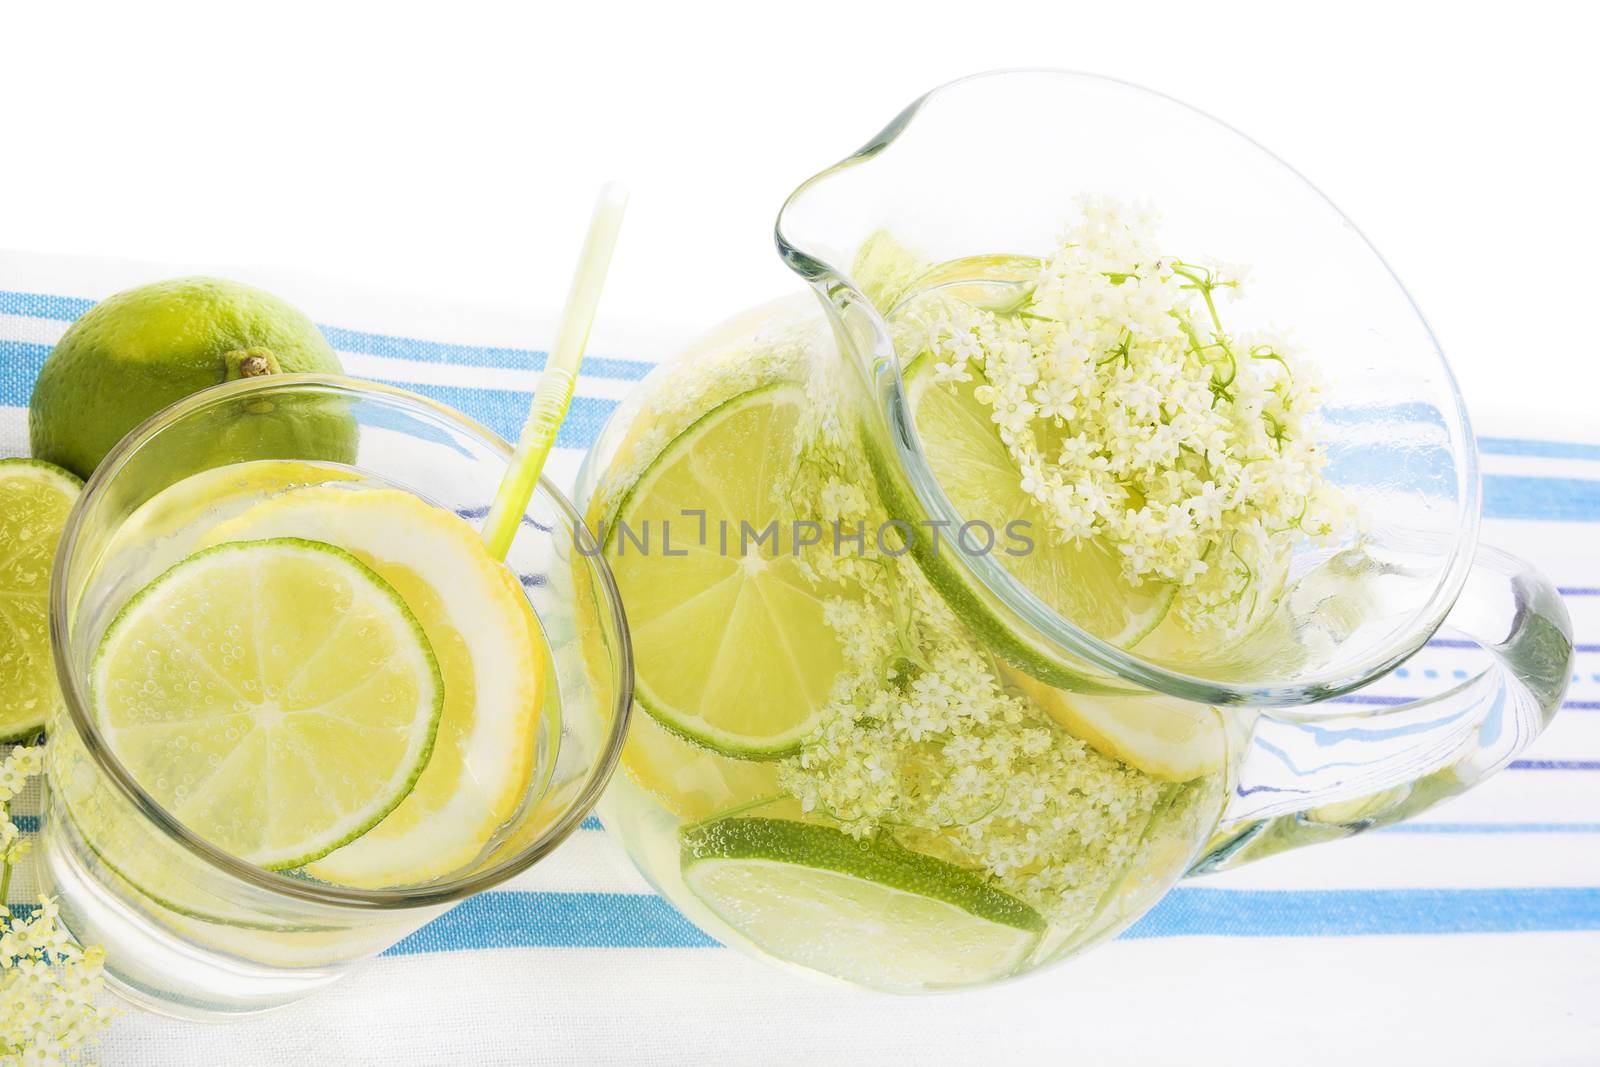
<box><xmin>890</xmin><ymin>198</ymin><xmax>1346</xmax><ymax>639</ymax></box>
<box><xmin>0</xmin><ymin>749</ymin><xmax>39</xmax><ymax>873</ymax></box>
<box><xmin>1</xmin><ymin>746</ymin><xmax>113</xmax><ymax>1066</ymax></box>
<box><xmin>779</xmin><ymin>433</ymin><xmax>1174</xmax><ymax>923</ymax></box>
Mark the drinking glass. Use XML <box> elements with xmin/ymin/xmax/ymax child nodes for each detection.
<box><xmin>42</xmin><ymin>375</ymin><xmax>633</xmax><ymax>1018</ymax></box>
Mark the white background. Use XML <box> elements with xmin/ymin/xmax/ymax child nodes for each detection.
<box><xmin>3</xmin><ymin>0</ymin><xmax>1598</xmax><ymax>427</ymax></box>
<box><xmin>4</xmin><ymin>3</ymin><xmax>1599</xmax><ymax>1065</ymax></box>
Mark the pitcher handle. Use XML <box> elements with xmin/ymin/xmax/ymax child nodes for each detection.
<box><xmin>1191</xmin><ymin>544</ymin><xmax>1574</xmax><ymax>873</ymax></box>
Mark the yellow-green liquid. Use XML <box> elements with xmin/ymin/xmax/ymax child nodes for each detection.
<box><xmin>44</xmin><ymin>461</ymin><xmax>559</xmax><ymax>974</ymax></box>
<box><xmin>583</xmin><ymin>302</ymin><xmax>1243</xmax><ymax>991</ymax></box>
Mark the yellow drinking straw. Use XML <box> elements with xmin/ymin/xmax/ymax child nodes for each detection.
<box><xmin>482</xmin><ymin>183</ymin><xmax>628</xmax><ymax>561</ymax></box>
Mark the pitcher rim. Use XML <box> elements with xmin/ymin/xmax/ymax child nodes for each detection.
<box><xmin>773</xmin><ymin>68</ymin><xmax>1481</xmax><ymax>708</ymax></box>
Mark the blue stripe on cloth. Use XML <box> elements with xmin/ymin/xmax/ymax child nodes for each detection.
<box><xmin>318</xmin><ymin>325</ymin><xmax>655</xmax><ymax>382</ymax></box>
<box><xmin>1419</xmin><ymin>638</ymin><xmax>1600</xmax><ymax>654</ymax></box>
<box><xmin>1324</xmin><ymin>443</ymin><xmax>1456</xmax><ymax>494</ymax></box>
<box><xmin>1486</xmin><ymin>475</ymin><xmax>1600</xmax><ymax>523</ymax></box>
<box><xmin>1329</xmin><ymin>695</ymin><xmax>1598</xmax><ymax>715</ymax></box>
<box><xmin>1321</xmin><ymin>442</ymin><xmax>1600</xmax><ymax>523</ymax></box>
<box><xmin>0</xmin><ymin>285</ymin><xmax>1597</xmax><ymax>451</ymax></box>
<box><xmin>1323</xmin><ymin>403</ymin><xmax>1449</xmax><ymax>428</ymax></box>
<box><xmin>0</xmin><ymin>289</ymin><xmax>96</xmax><ymax>321</ymax></box>
<box><xmin>9</xmin><ymin>357</ymin><xmax>1598</xmax><ymax>525</ymax></box>
<box><xmin>359</xmin><ymin>377</ymin><xmax>617</xmax><ymax>450</ymax></box>
<box><xmin>0</xmin><ymin>288</ymin><xmax>654</xmax><ymax>380</ymax></box>
<box><xmin>384</xmin><ymin>892</ymin><xmax>720</xmax><ymax>954</ymax></box>
<box><xmin>1121</xmin><ymin>886</ymin><xmax>1600</xmax><ymax>938</ymax></box>
<box><xmin>0</xmin><ymin>339</ymin><xmax>50</xmax><ymax>407</ymax></box>
<box><xmin>1478</xmin><ymin>437</ymin><xmax>1600</xmax><ymax>460</ymax></box>
<box><xmin>378</xmin><ymin>886</ymin><xmax>1600</xmax><ymax>953</ymax></box>
<box><xmin>0</xmin><ymin>341</ymin><xmax>617</xmax><ymax>452</ymax></box>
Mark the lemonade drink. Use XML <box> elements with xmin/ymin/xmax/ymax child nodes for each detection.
<box><xmin>44</xmin><ymin>463</ymin><xmax>548</xmax><ymax>992</ymax></box>
<box><xmin>39</xmin><ymin>379</ymin><xmax>630</xmax><ymax>1016</ymax></box>
<box><xmin>578</xmin><ymin>205</ymin><xmax>1338</xmax><ymax>990</ymax></box>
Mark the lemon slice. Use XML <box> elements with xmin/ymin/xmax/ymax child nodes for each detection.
<box><xmin>204</xmin><ymin>486</ymin><xmax>543</xmax><ymax>887</ymax></box>
<box><xmin>0</xmin><ymin>459</ymin><xmax>81</xmax><ymax>740</ymax></box>
<box><xmin>1003</xmin><ymin>665</ymin><xmax>1227</xmax><ymax>782</ymax></box>
<box><xmin>621</xmin><ymin>708</ymin><xmax>782</xmax><ymax>821</ymax></box>
<box><xmin>110</xmin><ymin>460</ymin><xmax>358</xmax><ymax>556</ymax></box>
<box><xmin>93</xmin><ymin>538</ymin><xmax>443</xmax><ymax>870</ymax></box>
<box><xmin>682</xmin><ymin>818</ymin><xmax>1044</xmax><ymax>990</ymax></box>
<box><xmin>606</xmin><ymin>383</ymin><xmax>846</xmax><ymax>759</ymax></box>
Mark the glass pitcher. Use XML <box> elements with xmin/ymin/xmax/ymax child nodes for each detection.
<box><xmin>573</xmin><ymin>70</ymin><xmax>1572</xmax><ymax>992</ymax></box>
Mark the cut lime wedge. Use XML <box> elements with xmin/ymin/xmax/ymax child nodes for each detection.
<box><xmin>204</xmin><ymin>486</ymin><xmax>543</xmax><ymax>887</ymax></box>
<box><xmin>682</xmin><ymin>818</ymin><xmax>1044</xmax><ymax>990</ymax></box>
<box><xmin>904</xmin><ymin>358</ymin><xmax>1175</xmax><ymax>646</ymax></box>
<box><xmin>885</xmin><ymin>358</ymin><xmax>1174</xmax><ymax>690</ymax></box>
<box><xmin>0</xmin><ymin>458</ymin><xmax>81</xmax><ymax>740</ymax></box>
<box><xmin>606</xmin><ymin>383</ymin><xmax>846</xmax><ymax>759</ymax></box>
<box><xmin>888</xmin><ymin>253</ymin><xmax>1041</xmax><ymax>317</ymax></box>
<box><xmin>92</xmin><ymin>538</ymin><xmax>444</xmax><ymax>870</ymax></box>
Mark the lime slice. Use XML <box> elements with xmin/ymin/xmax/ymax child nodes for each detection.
<box><xmin>606</xmin><ymin>383</ymin><xmax>846</xmax><ymax>759</ymax></box>
<box><xmin>1002</xmin><ymin>665</ymin><xmax>1228</xmax><ymax>782</ymax></box>
<box><xmin>881</xmin><ymin>358</ymin><xmax>1172</xmax><ymax>691</ymax></box>
<box><xmin>887</xmin><ymin>253</ymin><xmax>1041</xmax><ymax>317</ymax></box>
<box><xmin>682</xmin><ymin>818</ymin><xmax>1044</xmax><ymax>990</ymax></box>
<box><xmin>93</xmin><ymin>538</ymin><xmax>444</xmax><ymax>870</ymax></box>
<box><xmin>0</xmin><ymin>459</ymin><xmax>82</xmax><ymax>740</ymax></box>
<box><xmin>904</xmin><ymin>358</ymin><xmax>1175</xmax><ymax>646</ymax></box>
<box><xmin>203</xmin><ymin>486</ymin><xmax>543</xmax><ymax>887</ymax></box>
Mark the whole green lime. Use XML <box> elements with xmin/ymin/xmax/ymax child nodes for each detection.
<box><xmin>29</xmin><ymin>277</ymin><xmax>355</xmax><ymax>480</ymax></box>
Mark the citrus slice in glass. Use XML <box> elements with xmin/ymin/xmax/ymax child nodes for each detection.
<box><xmin>606</xmin><ymin>383</ymin><xmax>845</xmax><ymax>759</ymax></box>
<box><xmin>92</xmin><ymin>537</ymin><xmax>444</xmax><ymax>870</ymax></box>
<box><xmin>1002</xmin><ymin>665</ymin><xmax>1229</xmax><ymax>782</ymax></box>
<box><xmin>620</xmin><ymin>707</ymin><xmax>782</xmax><ymax>821</ymax></box>
<box><xmin>110</xmin><ymin>460</ymin><xmax>359</xmax><ymax>557</ymax></box>
<box><xmin>203</xmin><ymin>486</ymin><xmax>543</xmax><ymax>887</ymax></box>
<box><xmin>0</xmin><ymin>458</ymin><xmax>81</xmax><ymax>740</ymax></box>
<box><xmin>682</xmin><ymin>818</ymin><xmax>1044</xmax><ymax>990</ymax></box>
<box><xmin>892</xmin><ymin>357</ymin><xmax>1175</xmax><ymax>684</ymax></box>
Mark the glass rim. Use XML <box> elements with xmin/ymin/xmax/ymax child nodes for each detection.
<box><xmin>774</xmin><ymin>68</ymin><xmax>1482</xmax><ymax>707</ymax></box>
<box><xmin>48</xmin><ymin>373</ymin><xmax>635</xmax><ymax>910</ymax></box>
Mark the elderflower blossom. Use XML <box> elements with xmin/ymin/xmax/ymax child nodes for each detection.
<box><xmin>778</xmin><ymin>429</ymin><xmax>1192</xmax><ymax>924</ymax></box>
<box><xmin>762</xmin><ymin>203</ymin><xmax>1309</xmax><ymax>925</ymax></box>
<box><xmin>1</xmin><ymin>746</ymin><xmax>113</xmax><ymax>1065</ymax></box>
<box><xmin>608</xmin><ymin>204</ymin><xmax>1285</xmax><ymax>930</ymax></box>
<box><xmin>889</xmin><ymin>198</ymin><xmax>1348</xmax><ymax>641</ymax></box>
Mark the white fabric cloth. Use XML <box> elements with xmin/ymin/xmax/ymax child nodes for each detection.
<box><xmin>3</xmin><ymin>250</ymin><xmax>1596</xmax><ymax>1065</ymax></box>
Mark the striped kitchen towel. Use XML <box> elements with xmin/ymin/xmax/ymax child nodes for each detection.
<box><xmin>2</xmin><ymin>251</ymin><xmax>1596</xmax><ymax>1066</ymax></box>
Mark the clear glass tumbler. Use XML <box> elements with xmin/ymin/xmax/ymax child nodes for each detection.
<box><xmin>42</xmin><ymin>375</ymin><xmax>632</xmax><ymax>1018</ymax></box>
